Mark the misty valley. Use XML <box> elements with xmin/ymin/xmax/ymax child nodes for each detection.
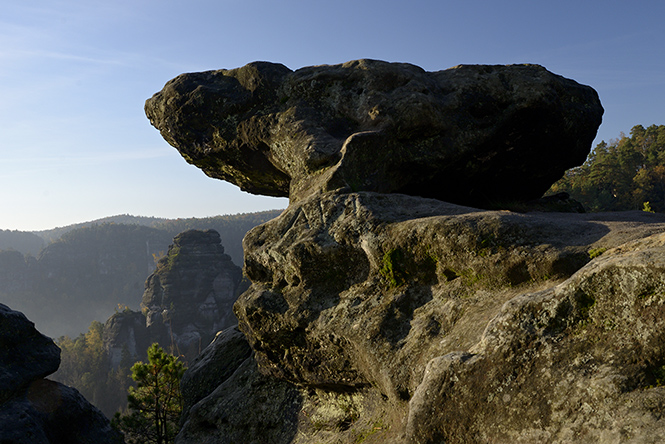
<box><xmin>0</xmin><ymin>212</ymin><xmax>279</xmax><ymax>420</ymax></box>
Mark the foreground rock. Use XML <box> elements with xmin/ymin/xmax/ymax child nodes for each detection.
<box><xmin>174</xmin><ymin>192</ymin><xmax>665</xmax><ymax>443</ymax></box>
<box><xmin>0</xmin><ymin>304</ymin><xmax>121</xmax><ymax>444</ymax></box>
<box><xmin>145</xmin><ymin>60</ymin><xmax>603</xmax><ymax>208</ymax></box>
<box><xmin>177</xmin><ymin>326</ymin><xmax>302</xmax><ymax>443</ymax></box>
<box><xmin>406</xmin><ymin>231</ymin><xmax>665</xmax><ymax>443</ymax></box>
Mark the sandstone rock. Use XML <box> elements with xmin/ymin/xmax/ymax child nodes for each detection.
<box><xmin>236</xmin><ymin>192</ymin><xmax>662</xmax><ymax>397</ymax></box>
<box><xmin>102</xmin><ymin>309</ymin><xmax>150</xmax><ymax>369</ymax></box>
<box><xmin>0</xmin><ymin>303</ymin><xmax>60</xmax><ymax>403</ymax></box>
<box><xmin>101</xmin><ymin>229</ymin><xmax>245</xmax><ymax>368</ymax></box>
<box><xmin>148</xmin><ymin>59</ymin><xmax>665</xmax><ymax>443</ymax></box>
<box><xmin>405</xmin><ymin>232</ymin><xmax>665</xmax><ymax>443</ymax></box>
<box><xmin>230</xmin><ymin>192</ymin><xmax>665</xmax><ymax>443</ymax></box>
<box><xmin>0</xmin><ymin>304</ymin><xmax>122</xmax><ymax>443</ymax></box>
<box><xmin>177</xmin><ymin>343</ymin><xmax>301</xmax><ymax>444</ymax></box>
<box><xmin>141</xmin><ymin>229</ymin><xmax>244</xmax><ymax>361</ymax></box>
<box><xmin>0</xmin><ymin>380</ymin><xmax>122</xmax><ymax>444</ymax></box>
<box><xmin>145</xmin><ymin>60</ymin><xmax>603</xmax><ymax>208</ymax></box>
<box><xmin>179</xmin><ymin>325</ymin><xmax>252</xmax><ymax>418</ymax></box>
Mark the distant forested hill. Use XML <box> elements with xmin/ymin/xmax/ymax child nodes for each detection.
<box><xmin>30</xmin><ymin>210</ymin><xmax>282</xmax><ymax>266</ymax></box>
<box><xmin>150</xmin><ymin>211</ymin><xmax>283</xmax><ymax>266</ymax></box>
<box><xmin>0</xmin><ymin>210</ymin><xmax>283</xmax><ymax>337</ymax></box>
<box><xmin>34</xmin><ymin>215</ymin><xmax>169</xmax><ymax>244</ymax></box>
<box><xmin>0</xmin><ymin>229</ymin><xmax>44</xmax><ymax>255</ymax></box>
<box><xmin>0</xmin><ymin>224</ymin><xmax>172</xmax><ymax>338</ymax></box>
<box><xmin>550</xmin><ymin>124</ymin><xmax>665</xmax><ymax>212</ymax></box>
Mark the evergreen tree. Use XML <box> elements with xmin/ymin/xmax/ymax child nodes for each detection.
<box><xmin>550</xmin><ymin>124</ymin><xmax>665</xmax><ymax>212</ymax></box>
<box><xmin>113</xmin><ymin>343</ymin><xmax>185</xmax><ymax>444</ymax></box>
<box><xmin>53</xmin><ymin>321</ymin><xmax>135</xmax><ymax>417</ymax></box>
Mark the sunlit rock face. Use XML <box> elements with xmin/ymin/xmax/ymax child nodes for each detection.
<box><xmin>146</xmin><ymin>59</ymin><xmax>603</xmax><ymax>208</ymax></box>
<box><xmin>171</xmin><ymin>192</ymin><xmax>665</xmax><ymax>444</ymax></box>
<box><xmin>237</xmin><ymin>194</ymin><xmax>665</xmax><ymax>443</ymax></box>
<box><xmin>0</xmin><ymin>304</ymin><xmax>122</xmax><ymax>443</ymax></box>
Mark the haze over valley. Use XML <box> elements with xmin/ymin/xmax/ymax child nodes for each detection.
<box><xmin>0</xmin><ymin>211</ymin><xmax>279</xmax><ymax>338</ymax></box>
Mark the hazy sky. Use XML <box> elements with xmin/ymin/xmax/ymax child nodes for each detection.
<box><xmin>2</xmin><ymin>0</ymin><xmax>664</xmax><ymax>231</ymax></box>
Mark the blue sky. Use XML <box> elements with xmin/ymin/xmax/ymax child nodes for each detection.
<box><xmin>1</xmin><ymin>0</ymin><xmax>664</xmax><ymax>231</ymax></box>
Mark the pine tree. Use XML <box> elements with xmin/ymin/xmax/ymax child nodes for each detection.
<box><xmin>550</xmin><ymin>124</ymin><xmax>665</xmax><ymax>212</ymax></box>
<box><xmin>112</xmin><ymin>343</ymin><xmax>185</xmax><ymax>444</ymax></box>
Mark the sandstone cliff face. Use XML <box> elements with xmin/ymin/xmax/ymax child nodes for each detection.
<box><xmin>0</xmin><ymin>303</ymin><xmax>122</xmax><ymax>444</ymax></box>
<box><xmin>142</xmin><ymin>229</ymin><xmax>244</xmax><ymax>360</ymax></box>
<box><xmin>104</xmin><ymin>229</ymin><xmax>245</xmax><ymax>366</ymax></box>
<box><xmin>146</xmin><ymin>60</ymin><xmax>665</xmax><ymax>443</ymax></box>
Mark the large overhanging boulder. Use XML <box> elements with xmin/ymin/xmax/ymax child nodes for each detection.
<box><xmin>145</xmin><ymin>59</ymin><xmax>603</xmax><ymax>208</ymax></box>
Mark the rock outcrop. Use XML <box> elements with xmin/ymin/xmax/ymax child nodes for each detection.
<box><xmin>142</xmin><ymin>229</ymin><xmax>244</xmax><ymax>360</ymax></box>
<box><xmin>173</xmin><ymin>195</ymin><xmax>665</xmax><ymax>444</ymax></box>
<box><xmin>0</xmin><ymin>303</ymin><xmax>122</xmax><ymax>444</ymax></box>
<box><xmin>169</xmin><ymin>194</ymin><xmax>665</xmax><ymax>443</ymax></box>
<box><xmin>102</xmin><ymin>309</ymin><xmax>152</xmax><ymax>369</ymax></box>
<box><xmin>177</xmin><ymin>325</ymin><xmax>303</xmax><ymax>443</ymax></box>
<box><xmin>104</xmin><ymin>229</ymin><xmax>245</xmax><ymax>366</ymax></box>
<box><xmin>144</xmin><ymin>60</ymin><xmax>665</xmax><ymax>443</ymax></box>
<box><xmin>145</xmin><ymin>59</ymin><xmax>603</xmax><ymax>208</ymax></box>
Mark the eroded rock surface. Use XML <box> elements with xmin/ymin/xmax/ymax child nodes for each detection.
<box><xmin>175</xmin><ymin>192</ymin><xmax>665</xmax><ymax>443</ymax></box>
<box><xmin>145</xmin><ymin>60</ymin><xmax>603</xmax><ymax>208</ymax></box>
<box><xmin>0</xmin><ymin>304</ymin><xmax>60</xmax><ymax>403</ymax></box>
<box><xmin>142</xmin><ymin>229</ymin><xmax>244</xmax><ymax>360</ymax></box>
<box><xmin>0</xmin><ymin>304</ymin><xmax>122</xmax><ymax>444</ymax></box>
<box><xmin>406</xmin><ymin>232</ymin><xmax>665</xmax><ymax>443</ymax></box>
<box><xmin>177</xmin><ymin>326</ymin><xmax>302</xmax><ymax>444</ymax></box>
<box><xmin>104</xmin><ymin>229</ymin><xmax>245</xmax><ymax>366</ymax></box>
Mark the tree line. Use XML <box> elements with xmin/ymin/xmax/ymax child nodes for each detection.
<box><xmin>549</xmin><ymin>124</ymin><xmax>665</xmax><ymax>212</ymax></box>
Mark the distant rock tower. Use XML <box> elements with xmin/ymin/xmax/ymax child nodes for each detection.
<box><xmin>103</xmin><ymin>229</ymin><xmax>244</xmax><ymax>366</ymax></box>
<box><xmin>142</xmin><ymin>229</ymin><xmax>244</xmax><ymax>360</ymax></box>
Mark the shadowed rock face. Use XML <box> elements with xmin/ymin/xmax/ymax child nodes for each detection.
<box><xmin>0</xmin><ymin>304</ymin><xmax>60</xmax><ymax>403</ymax></box>
<box><xmin>0</xmin><ymin>304</ymin><xmax>122</xmax><ymax>443</ymax></box>
<box><xmin>145</xmin><ymin>60</ymin><xmax>603</xmax><ymax>208</ymax></box>
<box><xmin>142</xmin><ymin>229</ymin><xmax>242</xmax><ymax>343</ymax></box>
<box><xmin>104</xmin><ymin>229</ymin><xmax>245</xmax><ymax>367</ymax></box>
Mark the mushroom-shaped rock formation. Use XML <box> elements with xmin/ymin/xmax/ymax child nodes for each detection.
<box><xmin>145</xmin><ymin>59</ymin><xmax>603</xmax><ymax>208</ymax></box>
